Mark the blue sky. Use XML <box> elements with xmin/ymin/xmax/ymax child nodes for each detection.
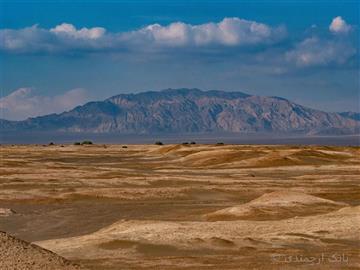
<box><xmin>0</xmin><ymin>0</ymin><xmax>359</xmax><ymax>120</ymax></box>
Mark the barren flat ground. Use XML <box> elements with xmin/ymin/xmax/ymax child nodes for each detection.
<box><xmin>0</xmin><ymin>144</ymin><xmax>359</xmax><ymax>269</ymax></box>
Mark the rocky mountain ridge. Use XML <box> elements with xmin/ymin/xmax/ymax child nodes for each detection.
<box><xmin>1</xmin><ymin>88</ymin><xmax>359</xmax><ymax>135</ymax></box>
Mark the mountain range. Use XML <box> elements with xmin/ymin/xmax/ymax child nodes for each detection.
<box><xmin>1</xmin><ymin>88</ymin><xmax>359</xmax><ymax>135</ymax></box>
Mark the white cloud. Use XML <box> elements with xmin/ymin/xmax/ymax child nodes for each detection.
<box><xmin>329</xmin><ymin>16</ymin><xmax>351</xmax><ymax>34</ymax></box>
<box><xmin>50</xmin><ymin>23</ymin><xmax>106</xmax><ymax>39</ymax></box>
<box><xmin>285</xmin><ymin>37</ymin><xmax>355</xmax><ymax>67</ymax></box>
<box><xmin>0</xmin><ymin>25</ymin><xmax>53</xmax><ymax>53</ymax></box>
<box><xmin>128</xmin><ymin>18</ymin><xmax>286</xmax><ymax>47</ymax></box>
<box><xmin>0</xmin><ymin>24</ymin><xmax>110</xmax><ymax>54</ymax></box>
<box><xmin>0</xmin><ymin>88</ymin><xmax>90</xmax><ymax>120</ymax></box>
<box><xmin>0</xmin><ymin>18</ymin><xmax>286</xmax><ymax>53</ymax></box>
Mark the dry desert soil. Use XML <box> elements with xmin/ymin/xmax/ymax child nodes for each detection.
<box><xmin>0</xmin><ymin>144</ymin><xmax>359</xmax><ymax>269</ymax></box>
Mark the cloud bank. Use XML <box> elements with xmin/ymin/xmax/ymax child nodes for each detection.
<box><xmin>0</xmin><ymin>17</ymin><xmax>286</xmax><ymax>53</ymax></box>
<box><xmin>0</xmin><ymin>88</ymin><xmax>90</xmax><ymax>120</ymax></box>
<box><xmin>0</xmin><ymin>16</ymin><xmax>356</xmax><ymax>69</ymax></box>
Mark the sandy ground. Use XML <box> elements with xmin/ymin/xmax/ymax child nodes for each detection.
<box><xmin>0</xmin><ymin>144</ymin><xmax>359</xmax><ymax>269</ymax></box>
<box><xmin>0</xmin><ymin>231</ymin><xmax>81</xmax><ymax>270</ymax></box>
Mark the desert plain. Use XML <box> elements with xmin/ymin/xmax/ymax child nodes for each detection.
<box><xmin>0</xmin><ymin>143</ymin><xmax>359</xmax><ymax>269</ymax></box>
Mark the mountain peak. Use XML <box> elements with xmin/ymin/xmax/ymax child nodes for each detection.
<box><xmin>1</xmin><ymin>88</ymin><xmax>359</xmax><ymax>135</ymax></box>
<box><xmin>107</xmin><ymin>88</ymin><xmax>251</xmax><ymax>103</ymax></box>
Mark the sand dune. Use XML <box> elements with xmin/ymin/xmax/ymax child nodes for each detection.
<box><xmin>205</xmin><ymin>191</ymin><xmax>348</xmax><ymax>221</ymax></box>
<box><xmin>36</xmin><ymin>206</ymin><xmax>360</xmax><ymax>268</ymax></box>
<box><xmin>150</xmin><ymin>145</ymin><xmax>357</xmax><ymax>168</ymax></box>
<box><xmin>180</xmin><ymin>148</ymin><xmax>265</xmax><ymax>167</ymax></box>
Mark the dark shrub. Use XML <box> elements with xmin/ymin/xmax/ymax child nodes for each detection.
<box><xmin>122</xmin><ymin>145</ymin><xmax>128</xmax><ymax>148</ymax></box>
<box><xmin>82</xmin><ymin>140</ymin><xmax>93</xmax><ymax>145</ymax></box>
<box><xmin>216</xmin><ymin>142</ymin><xmax>224</xmax><ymax>146</ymax></box>
<box><xmin>182</xmin><ymin>142</ymin><xmax>189</xmax><ymax>145</ymax></box>
<box><xmin>49</xmin><ymin>142</ymin><xmax>55</xmax><ymax>146</ymax></box>
<box><xmin>155</xmin><ymin>141</ymin><xmax>163</xmax><ymax>145</ymax></box>
<box><xmin>74</xmin><ymin>142</ymin><xmax>81</xmax><ymax>145</ymax></box>
<box><xmin>190</xmin><ymin>141</ymin><xmax>196</xmax><ymax>145</ymax></box>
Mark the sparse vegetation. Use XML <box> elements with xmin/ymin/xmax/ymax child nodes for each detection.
<box><xmin>74</xmin><ymin>141</ymin><xmax>93</xmax><ymax>145</ymax></box>
<box><xmin>216</xmin><ymin>142</ymin><xmax>224</xmax><ymax>146</ymax></box>
<box><xmin>122</xmin><ymin>145</ymin><xmax>128</xmax><ymax>148</ymax></box>
<box><xmin>49</xmin><ymin>142</ymin><xmax>55</xmax><ymax>146</ymax></box>
<box><xmin>155</xmin><ymin>141</ymin><xmax>164</xmax><ymax>145</ymax></box>
<box><xmin>182</xmin><ymin>141</ymin><xmax>196</xmax><ymax>146</ymax></box>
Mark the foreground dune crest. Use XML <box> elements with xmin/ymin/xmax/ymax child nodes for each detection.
<box><xmin>36</xmin><ymin>206</ymin><xmax>360</xmax><ymax>260</ymax></box>
<box><xmin>0</xmin><ymin>232</ymin><xmax>81</xmax><ymax>270</ymax></box>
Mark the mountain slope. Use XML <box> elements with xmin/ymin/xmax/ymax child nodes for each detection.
<box><xmin>1</xmin><ymin>88</ymin><xmax>359</xmax><ymax>135</ymax></box>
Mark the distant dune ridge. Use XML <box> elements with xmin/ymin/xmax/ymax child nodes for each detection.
<box><xmin>205</xmin><ymin>191</ymin><xmax>348</xmax><ymax>221</ymax></box>
<box><xmin>1</xmin><ymin>88</ymin><xmax>359</xmax><ymax>134</ymax></box>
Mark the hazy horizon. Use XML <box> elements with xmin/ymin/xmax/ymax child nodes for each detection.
<box><xmin>1</xmin><ymin>0</ymin><xmax>359</xmax><ymax>121</ymax></box>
